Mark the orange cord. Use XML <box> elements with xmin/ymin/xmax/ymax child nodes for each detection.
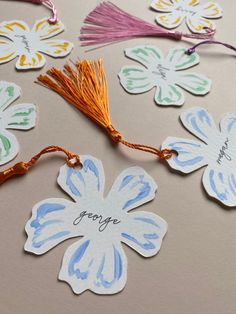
<box><xmin>37</xmin><ymin>59</ymin><xmax>173</xmax><ymax>161</ymax></box>
<box><xmin>0</xmin><ymin>146</ymin><xmax>81</xmax><ymax>185</ymax></box>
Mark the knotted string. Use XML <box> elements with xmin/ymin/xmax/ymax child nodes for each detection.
<box><xmin>186</xmin><ymin>40</ymin><xmax>236</xmax><ymax>55</ymax></box>
<box><xmin>14</xmin><ymin>0</ymin><xmax>59</xmax><ymax>24</ymax></box>
<box><xmin>79</xmin><ymin>2</ymin><xmax>215</xmax><ymax>47</ymax></box>
<box><xmin>0</xmin><ymin>146</ymin><xmax>80</xmax><ymax>185</ymax></box>
<box><xmin>37</xmin><ymin>59</ymin><xmax>173</xmax><ymax>161</ymax></box>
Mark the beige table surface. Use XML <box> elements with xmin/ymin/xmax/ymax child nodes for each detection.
<box><xmin>0</xmin><ymin>0</ymin><xmax>236</xmax><ymax>313</ymax></box>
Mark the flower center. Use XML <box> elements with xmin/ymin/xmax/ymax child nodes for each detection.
<box><xmin>152</xmin><ymin>64</ymin><xmax>170</xmax><ymax>81</ymax></box>
<box><xmin>174</xmin><ymin>5</ymin><xmax>197</xmax><ymax>17</ymax></box>
<box><xmin>216</xmin><ymin>137</ymin><xmax>232</xmax><ymax>165</ymax></box>
<box><xmin>13</xmin><ymin>33</ymin><xmax>40</xmax><ymax>54</ymax></box>
<box><xmin>73</xmin><ymin>209</ymin><xmax>121</xmax><ymax>233</ymax></box>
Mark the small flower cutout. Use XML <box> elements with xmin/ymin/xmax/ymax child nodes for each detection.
<box><xmin>163</xmin><ymin>107</ymin><xmax>236</xmax><ymax>207</ymax></box>
<box><xmin>0</xmin><ymin>18</ymin><xmax>73</xmax><ymax>70</ymax></box>
<box><xmin>0</xmin><ymin>81</ymin><xmax>36</xmax><ymax>165</ymax></box>
<box><xmin>119</xmin><ymin>45</ymin><xmax>211</xmax><ymax>106</ymax></box>
<box><xmin>150</xmin><ymin>0</ymin><xmax>223</xmax><ymax>33</ymax></box>
<box><xmin>25</xmin><ymin>156</ymin><xmax>167</xmax><ymax>295</ymax></box>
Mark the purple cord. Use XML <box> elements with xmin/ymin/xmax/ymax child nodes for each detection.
<box><xmin>186</xmin><ymin>40</ymin><xmax>236</xmax><ymax>55</ymax></box>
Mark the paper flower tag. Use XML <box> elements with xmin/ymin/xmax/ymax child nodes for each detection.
<box><xmin>150</xmin><ymin>0</ymin><xmax>223</xmax><ymax>33</ymax></box>
<box><xmin>0</xmin><ymin>18</ymin><xmax>73</xmax><ymax>70</ymax></box>
<box><xmin>162</xmin><ymin>107</ymin><xmax>236</xmax><ymax>207</ymax></box>
<box><xmin>119</xmin><ymin>45</ymin><xmax>211</xmax><ymax>106</ymax></box>
<box><xmin>25</xmin><ymin>155</ymin><xmax>167</xmax><ymax>295</ymax></box>
<box><xmin>0</xmin><ymin>81</ymin><xmax>36</xmax><ymax>165</ymax></box>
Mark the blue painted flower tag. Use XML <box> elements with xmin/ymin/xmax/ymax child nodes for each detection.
<box><xmin>162</xmin><ymin>107</ymin><xmax>236</xmax><ymax>207</ymax></box>
<box><xmin>24</xmin><ymin>155</ymin><xmax>167</xmax><ymax>295</ymax></box>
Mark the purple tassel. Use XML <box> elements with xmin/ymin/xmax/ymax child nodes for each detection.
<box><xmin>80</xmin><ymin>2</ymin><xmax>215</xmax><ymax>47</ymax></box>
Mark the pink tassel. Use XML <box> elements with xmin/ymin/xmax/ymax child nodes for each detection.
<box><xmin>14</xmin><ymin>0</ymin><xmax>59</xmax><ymax>24</ymax></box>
<box><xmin>80</xmin><ymin>2</ymin><xmax>215</xmax><ymax>47</ymax></box>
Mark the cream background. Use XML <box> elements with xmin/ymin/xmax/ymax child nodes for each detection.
<box><xmin>0</xmin><ymin>0</ymin><xmax>236</xmax><ymax>313</ymax></box>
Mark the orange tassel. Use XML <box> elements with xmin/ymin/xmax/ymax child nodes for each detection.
<box><xmin>0</xmin><ymin>146</ymin><xmax>80</xmax><ymax>185</ymax></box>
<box><xmin>37</xmin><ymin>60</ymin><xmax>173</xmax><ymax>160</ymax></box>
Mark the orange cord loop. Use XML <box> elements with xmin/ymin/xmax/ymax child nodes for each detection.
<box><xmin>0</xmin><ymin>146</ymin><xmax>81</xmax><ymax>185</ymax></box>
<box><xmin>158</xmin><ymin>149</ymin><xmax>173</xmax><ymax>160</ymax></box>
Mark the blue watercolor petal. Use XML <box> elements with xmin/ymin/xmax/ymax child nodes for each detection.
<box><xmin>25</xmin><ymin>199</ymin><xmax>73</xmax><ymax>254</ymax></box>
<box><xmin>58</xmin><ymin>156</ymin><xmax>105</xmax><ymax>201</ymax></box>
<box><xmin>163</xmin><ymin>137</ymin><xmax>207</xmax><ymax>174</ymax></box>
<box><xmin>107</xmin><ymin>167</ymin><xmax>157</xmax><ymax>212</ymax></box>
<box><xmin>203</xmin><ymin>167</ymin><xmax>236</xmax><ymax>206</ymax></box>
<box><xmin>94</xmin><ymin>246</ymin><xmax>123</xmax><ymax>289</ymax></box>
<box><xmin>121</xmin><ymin>211</ymin><xmax>167</xmax><ymax>257</ymax></box>
<box><xmin>59</xmin><ymin>239</ymin><xmax>127</xmax><ymax>294</ymax></box>
<box><xmin>180</xmin><ymin>107</ymin><xmax>218</xmax><ymax>143</ymax></box>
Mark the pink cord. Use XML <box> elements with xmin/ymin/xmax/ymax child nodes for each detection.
<box><xmin>14</xmin><ymin>0</ymin><xmax>59</xmax><ymax>24</ymax></box>
<box><xmin>80</xmin><ymin>2</ymin><xmax>215</xmax><ymax>47</ymax></box>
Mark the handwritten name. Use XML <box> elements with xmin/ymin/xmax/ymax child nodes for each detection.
<box><xmin>14</xmin><ymin>35</ymin><xmax>31</xmax><ymax>53</ymax></box>
<box><xmin>217</xmin><ymin>138</ymin><xmax>232</xmax><ymax>165</ymax></box>
<box><xmin>176</xmin><ymin>6</ymin><xmax>196</xmax><ymax>16</ymax></box>
<box><xmin>152</xmin><ymin>64</ymin><xmax>169</xmax><ymax>80</ymax></box>
<box><xmin>73</xmin><ymin>210</ymin><xmax>121</xmax><ymax>232</ymax></box>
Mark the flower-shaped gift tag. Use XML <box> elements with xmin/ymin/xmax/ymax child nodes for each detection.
<box><xmin>151</xmin><ymin>0</ymin><xmax>222</xmax><ymax>33</ymax></box>
<box><xmin>0</xmin><ymin>81</ymin><xmax>36</xmax><ymax>165</ymax></box>
<box><xmin>25</xmin><ymin>155</ymin><xmax>167</xmax><ymax>295</ymax></box>
<box><xmin>119</xmin><ymin>45</ymin><xmax>211</xmax><ymax>106</ymax></box>
<box><xmin>0</xmin><ymin>18</ymin><xmax>73</xmax><ymax>70</ymax></box>
<box><xmin>163</xmin><ymin>107</ymin><xmax>236</xmax><ymax>207</ymax></box>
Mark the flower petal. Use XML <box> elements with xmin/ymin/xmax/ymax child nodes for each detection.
<box><xmin>3</xmin><ymin>103</ymin><xmax>36</xmax><ymax>130</ymax></box>
<box><xmin>0</xmin><ymin>129</ymin><xmax>19</xmax><ymax>165</ymax></box>
<box><xmin>176</xmin><ymin>72</ymin><xmax>211</xmax><ymax>95</ymax></box>
<box><xmin>0</xmin><ymin>40</ymin><xmax>17</xmax><ymax>65</ymax></box>
<box><xmin>39</xmin><ymin>39</ymin><xmax>73</xmax><ymax>57</ymax></box>
<box><xmin>121</xmin><ymin>211</ymin><xmax>167</xmax><ymax>257</ymax></box>
<box><xmin>150</xmin><ymin>0</ymin><xmax>174</xmax><ymax>12</ymax></box>
<box><xmin>220</xmin><ymin>114</ymin><xmax>236</xmax><ymax>137</ymax></box>
<box><xmin>118</xmin><ymin>66</ymin><xmax>154</xmax><ymax>94</ymax></box>
<box><xmin>203</xmin><ymin>167</ymin><xmax>236</xmax><ymax>207</ymax></box>
<box><xmin>155</xmin><ymin>12</ymin><xmax>184</xmax><ymax>29</ymax></box>
<box><xmin>185</xmin><ymin>0</ymin><xmax>199</xmax><ymax>6</ymax></box>
<box><xmin>186</xmin><ymin>15</ymin><xmax>215</xmax><ymax>33</ymax></box>
<box><xmin>180</xmin><ymin>107</ymin><xmax>219</xmax><ymax>143</ymax></box>
<box><xmin>0</xmin><ymin>81</ymin><xmax>21</xmax><ymax>111</ymax></box>
<box><xmin>59</xmin><ymin>239</ymin><xmax>127</xmax><ymax>294</ymax></box>
<box><xmin>155</xmin><ymin>83</ymin><xmax>185</xmax><ymax>106</ymax></box>
<box><xmin>106</xmin><ymin>167</ymin><xmax>157</xmax><ymax>212</ymax></box>
<box><xmin>166</xmin><ymin>47</ymin><xmax>200</xmax><ymax>70</ymax></box>
<box><xmin>16</xmin><ymin>52</ymin><xmax>46</xmax><ymax>70</ymax></box>
<box><xmin>57</xmin><ymin>155</ymin><xmax>105</xmax><ymax>202</ymax></box>
<box><xmin>124</xmin><ymin>45</ymin><xmax>163</xmax><ymax>68</ymax></box>
<box><xmin>32</xmin><ymin>18</ymin><xmax>65</xmax><ymax>40</ymax></box>
<box><xmin>162</xmin><ymin>136</ymin><xmax>208</xmax><ymax>173</ymax></box>
<box><xmin>0</xmin><ymin>20</ymin><xmax>29</xmax><ymax>39</ymax></box>
<box><xmin>24</xmin><ymin>198</ymin><xmax>81</xmax><ymax>255</ymax></box>
<box><xmin>201</xmin><ymin>2</ymin><xmax>223</xmax><ymax>18</ymax></box>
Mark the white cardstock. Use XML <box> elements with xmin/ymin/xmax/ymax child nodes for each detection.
<box><xmin>150</xmin><ymin>0</ymin><xmax>223</xmax><ymax>33</ymax></box>
<box><xmin>162</xmin><ymin>107</ymin><xmax>236</xmax><ymax>207</ymax></box>
<box><xmin>118</xmin><ymin>45</ymin><xmax>211</xmax><ymax>107</ymax></box>
<box><xmin>0</xmin><ymin>81</ymin><xmax>36</xmax><ymax>165</ymax></box>
<box><xmin>25</xmin><ymin>155</ymin><xmax>167</xmax><ymax>295</ymax></box>
<box><xmin>0</xmin><ymin>18</ymin><xmax>73</xmax><ymax>70</ymax></box>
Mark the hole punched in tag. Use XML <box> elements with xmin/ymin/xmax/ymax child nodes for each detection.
<box><xmin>0</xmin><ymin>146</ymin><xmax>81</xmax><ymax>185</ymax></box>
